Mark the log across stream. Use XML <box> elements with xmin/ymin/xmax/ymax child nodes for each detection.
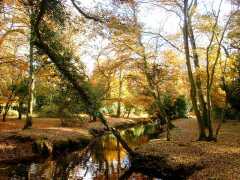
<box><xmin>0</xmin><ymin>123</ymin><xmax>201</xmax><ymax>179</ymax></box>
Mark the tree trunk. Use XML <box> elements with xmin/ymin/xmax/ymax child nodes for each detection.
<box><xmin>24</xmin><ymin>26</ymin><xmax>34</xmax><ymax>129</ymax></box>
<box><xmin>188</xmin><ymin>18</ymin><xmax>209</xmax><ymax>128</ymax></box>
<box><xmin>2</xmin><ymin>92</ymin><xmax>15</xmax><ymax>122</ymax></box>
<box><xmin>182</xmin><ymin>0</ymin><xmax>206</xmax><ymax>140</ymax></box>
<box><xmin>33</xmin><ymin>5</ymin><xmax>134</xmax><ymax>154</ymax></box>
<box><xmin>92</xmin><ymin>115</ymin><xmax>97</xmax><ymax>121</ymax></box>
<box><xmin>166</xmin><ymin>116</ymin><xmax>170</xmax><ymax>141</ymax></box>
<box><xmin>2</xmin><ymin>103</ymin><xmax>10</xmax><ymax>122</ymax></box>
<box><xmin>127</xmin><ymin>108</ymin><xmax>132</xmax><ymax>118</ymax></box>
<box><xmin>18</xmin><ymin>101</ymin><xmax>23</xmax><ymax>120</ymax></box>
<box><xmin>215</xmin><ymin>110</ymin><xmax>224</xmax><ymax>140</ymax></box>
<box><xmin>206</xmin><ymin>89</ymin><xmax>214</xmax><ymax>139</ymax></box>
<box><xmin>116</xmin><ymin>69</ymin><xmax>123</xmax><ymax>117</ymax></box>
<box><xmin>215</xmin><ymin>95</ymin><xmax>228</xmax><ymax>140</ymax></box>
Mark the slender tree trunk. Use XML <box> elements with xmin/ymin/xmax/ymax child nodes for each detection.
<box><xmin>92</xmin><ymin>115</ymin><xmax>97</xmax><ymax>121</ymax></box>
<box><xmin>2</xmin><ymin>103</ymin><xmax>10</xmax><ymax>122</ymax></box>
<box><xmin>215</xmin><ymin>95</ymin><xmax>228</xmax><ymax>139</ymax></box>
<box><xmin>24</xmin><ymin>27</ymin><xmax>34</xmax><ymax>129</ymax></box>
<box><xmin>116</xmin><ymin>69</ymin><xmax>123</xmax><ymax>117</ymax></box>
<box><xmin>127</xmin><ymin>108</ymin><xmax>132</xmax><ymax>118</ymax></box>
<box><xmin>2</xmin><ymin>92</ymin><xmax>15</xmax><ymax>122</ymax></box>
<box><xmin>18</xmin><ymin>101</ymin><xmax>23</xmax><ymax>120</ymax></box>
<box><xmin>166</xmin><ymin>116</ymin><xmax>170</xmax><ymax>141</ymax></box>
<box><xmin>188</xmin><ymin>19</ymin><xmax>209</xmax><ymax>128</ymax></box>
<box><xmin>182</xmin><ymin>0</ymin><xmax>206</xmax><ymax>140</ymax></box>
<box><xmin>206</xmin><ymin>88</ymin><xmax>214</xmax><ymax>139</ymax></box>
<box><xmin>142</xmin><ymin>54</ymin><xmax>171</xmax><ymax>139</ymax></box>
<box><xmin>58</xmin><ymin>106</ymin><xmax>65</xmax><ymax>126</ymax></box>
<box><xmin>215</xmin><ymin>111</ymin><xmax>224</xmax><ymax>140</ymax></box>
<box><xmin>214</xmin><ymin>47</ymin><xmax>230</xmax><ymax>140</ymax></box>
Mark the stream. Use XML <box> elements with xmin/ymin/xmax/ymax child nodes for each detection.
<box><xmin>0</xmin><ymin>123</ymin><xmax>164</xmax><ymax>180</ymax></box>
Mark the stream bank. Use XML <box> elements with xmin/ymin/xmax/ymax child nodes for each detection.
<box><xmin>2</xmin><ymin>118</ymin><xmax>234</xmax><ymax>179</ymax></box>
<box><xmin>0</xmin><ymin>122</ymin><xmax>166</xmax><ymax>179</ymax></box>
<box><xmin>0</xmin><ymin>117</ymin><xmax>150</xmax><ymax>163</ymax></box>
<box><xmin>0</xmin><ymin>119</ymin><xmax>206</xmax><ymax>179</ymax></box>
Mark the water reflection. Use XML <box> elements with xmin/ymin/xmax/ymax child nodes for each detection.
<box><xmin>1</xmin><ymin>123</ymin><xmax>163</xmax><ymax>180</ymax></box>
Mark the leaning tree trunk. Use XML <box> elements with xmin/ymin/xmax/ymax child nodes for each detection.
<box><xmin>34</xmin><ymin>38</ymin><xmax>135</xmax><ymax>155</ymax></box>
<box><xmin>32</xmin><ymin>4</ymin><xmax>134</xmax><ymax>155</ymax></box>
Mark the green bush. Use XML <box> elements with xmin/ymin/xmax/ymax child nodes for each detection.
<box><xmin>175</xmin><ymin>95</ymin><xmax>188</xmax><ymax>118</ymax></box>
<box><xmin>39</xmin><ymin>104</ymin><xmax>60</xmax><ymax>117</ymax></box>
<box><xmin>149</xmin><ymin>94</ymin><xmax>188</xmax><ymax>123</ymax></box>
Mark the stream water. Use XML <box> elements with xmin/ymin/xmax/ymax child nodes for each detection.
<box><xmin>0</xmin><ymin>123</ymin><xmax>163</xmax><ymax>180</ymax></box>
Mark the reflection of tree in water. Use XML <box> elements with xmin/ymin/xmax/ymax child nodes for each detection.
<box><xmin>122</xmin><ymin>124</ymin><xmax>161</xmax><ymax>147</ymax></box>
<box><xmin>33</xmin><ymin>135</ymin><xmax>127</xmax><ymax>179</ymax></box>
<box><xmin>89</xmin><ymin>135</ymin><xmax>127</xmax><ymax>179</ymax></box>
<box><xmin>26</xmin><ymin>123</ymin><xmax>162</xmax><ymax>179</ymax></box>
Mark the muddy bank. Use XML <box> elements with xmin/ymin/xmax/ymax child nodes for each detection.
<box><xmin>0</xmin><ymin>134</ymin><xmax>40</xmax><ymax>164</ymax></box>
<box><xmin>0</xmin><ymin>129</ymin><xmax>92</xmax><ymax>164</ymax></box>
<box><xmin>17</xmin><ymin>128</ymin><xmax>91</xmax><ymax>156</ymax></box>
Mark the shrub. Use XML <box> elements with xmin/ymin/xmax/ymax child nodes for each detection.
<box><xmin>39</xmin><ymin>104</ymin><xmax>60</xmax><ymax>117</ymax></box>
<box><xmin>175</xmin><ymin>95</ymin><xmax>188</xmax><ymax>118</ymax></box>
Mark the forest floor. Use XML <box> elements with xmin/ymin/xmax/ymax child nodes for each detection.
<box><xmin>0</xmin><ymin>117</ymin><xmax>149</xmax><ymax>163</ymax></box>
<box><xmin>137</xmin><ymin>118</ymin><xmax>240</xmax><ymax>180</ymax></box>
<box><xmin>0</xmin><ymin>117</ymin><xmax>239</xmax><ymax>179</ymax></box>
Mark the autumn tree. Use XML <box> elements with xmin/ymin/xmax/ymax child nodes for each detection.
<box><xmin>147</xmin><ymin>0</ymin><xmax>232</xmax><ymax>140</ymax></box>
<box><xmin>0</xmin><ymin>0</ymin><xmax>37</xmax><ymax>126</ymax></box>
<box><xmin>21</xmin><ymin>0</ymin><xmax>134</xmax><ymax>154</ymax></box>
<box><xmin>225</xmin><ymin>0</ymin><xmax>240</xmax><ymax>114</ymax></box>
<box><xmin>106</xmin><ymin>2</ymin><xmax>191</xmax><ymax>140</ymax></box>
<box><xmin>0</xmin><ymin>1</ymin><xmax>28</xmax><ymax>121</ymax></box>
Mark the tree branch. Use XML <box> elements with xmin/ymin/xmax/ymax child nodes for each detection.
<box><xmin>70</xmin><ymin>0</ymin><xmax>104</xmax><ymax>23</ymax></box>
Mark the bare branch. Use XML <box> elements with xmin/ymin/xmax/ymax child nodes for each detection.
<box><xmin>70</xmin><ymin>0</ymin><xmax>104</xmax><ymax>23</ymax></box>
<box><xmin>142</xmin><ymin>31</ymin><xmax>183</xmax><ymax>53</ymax></box>
<box><xmin>209</xmin><ymin>15</ymin><xmax>232</xmax><ymax>88</ymax></box>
